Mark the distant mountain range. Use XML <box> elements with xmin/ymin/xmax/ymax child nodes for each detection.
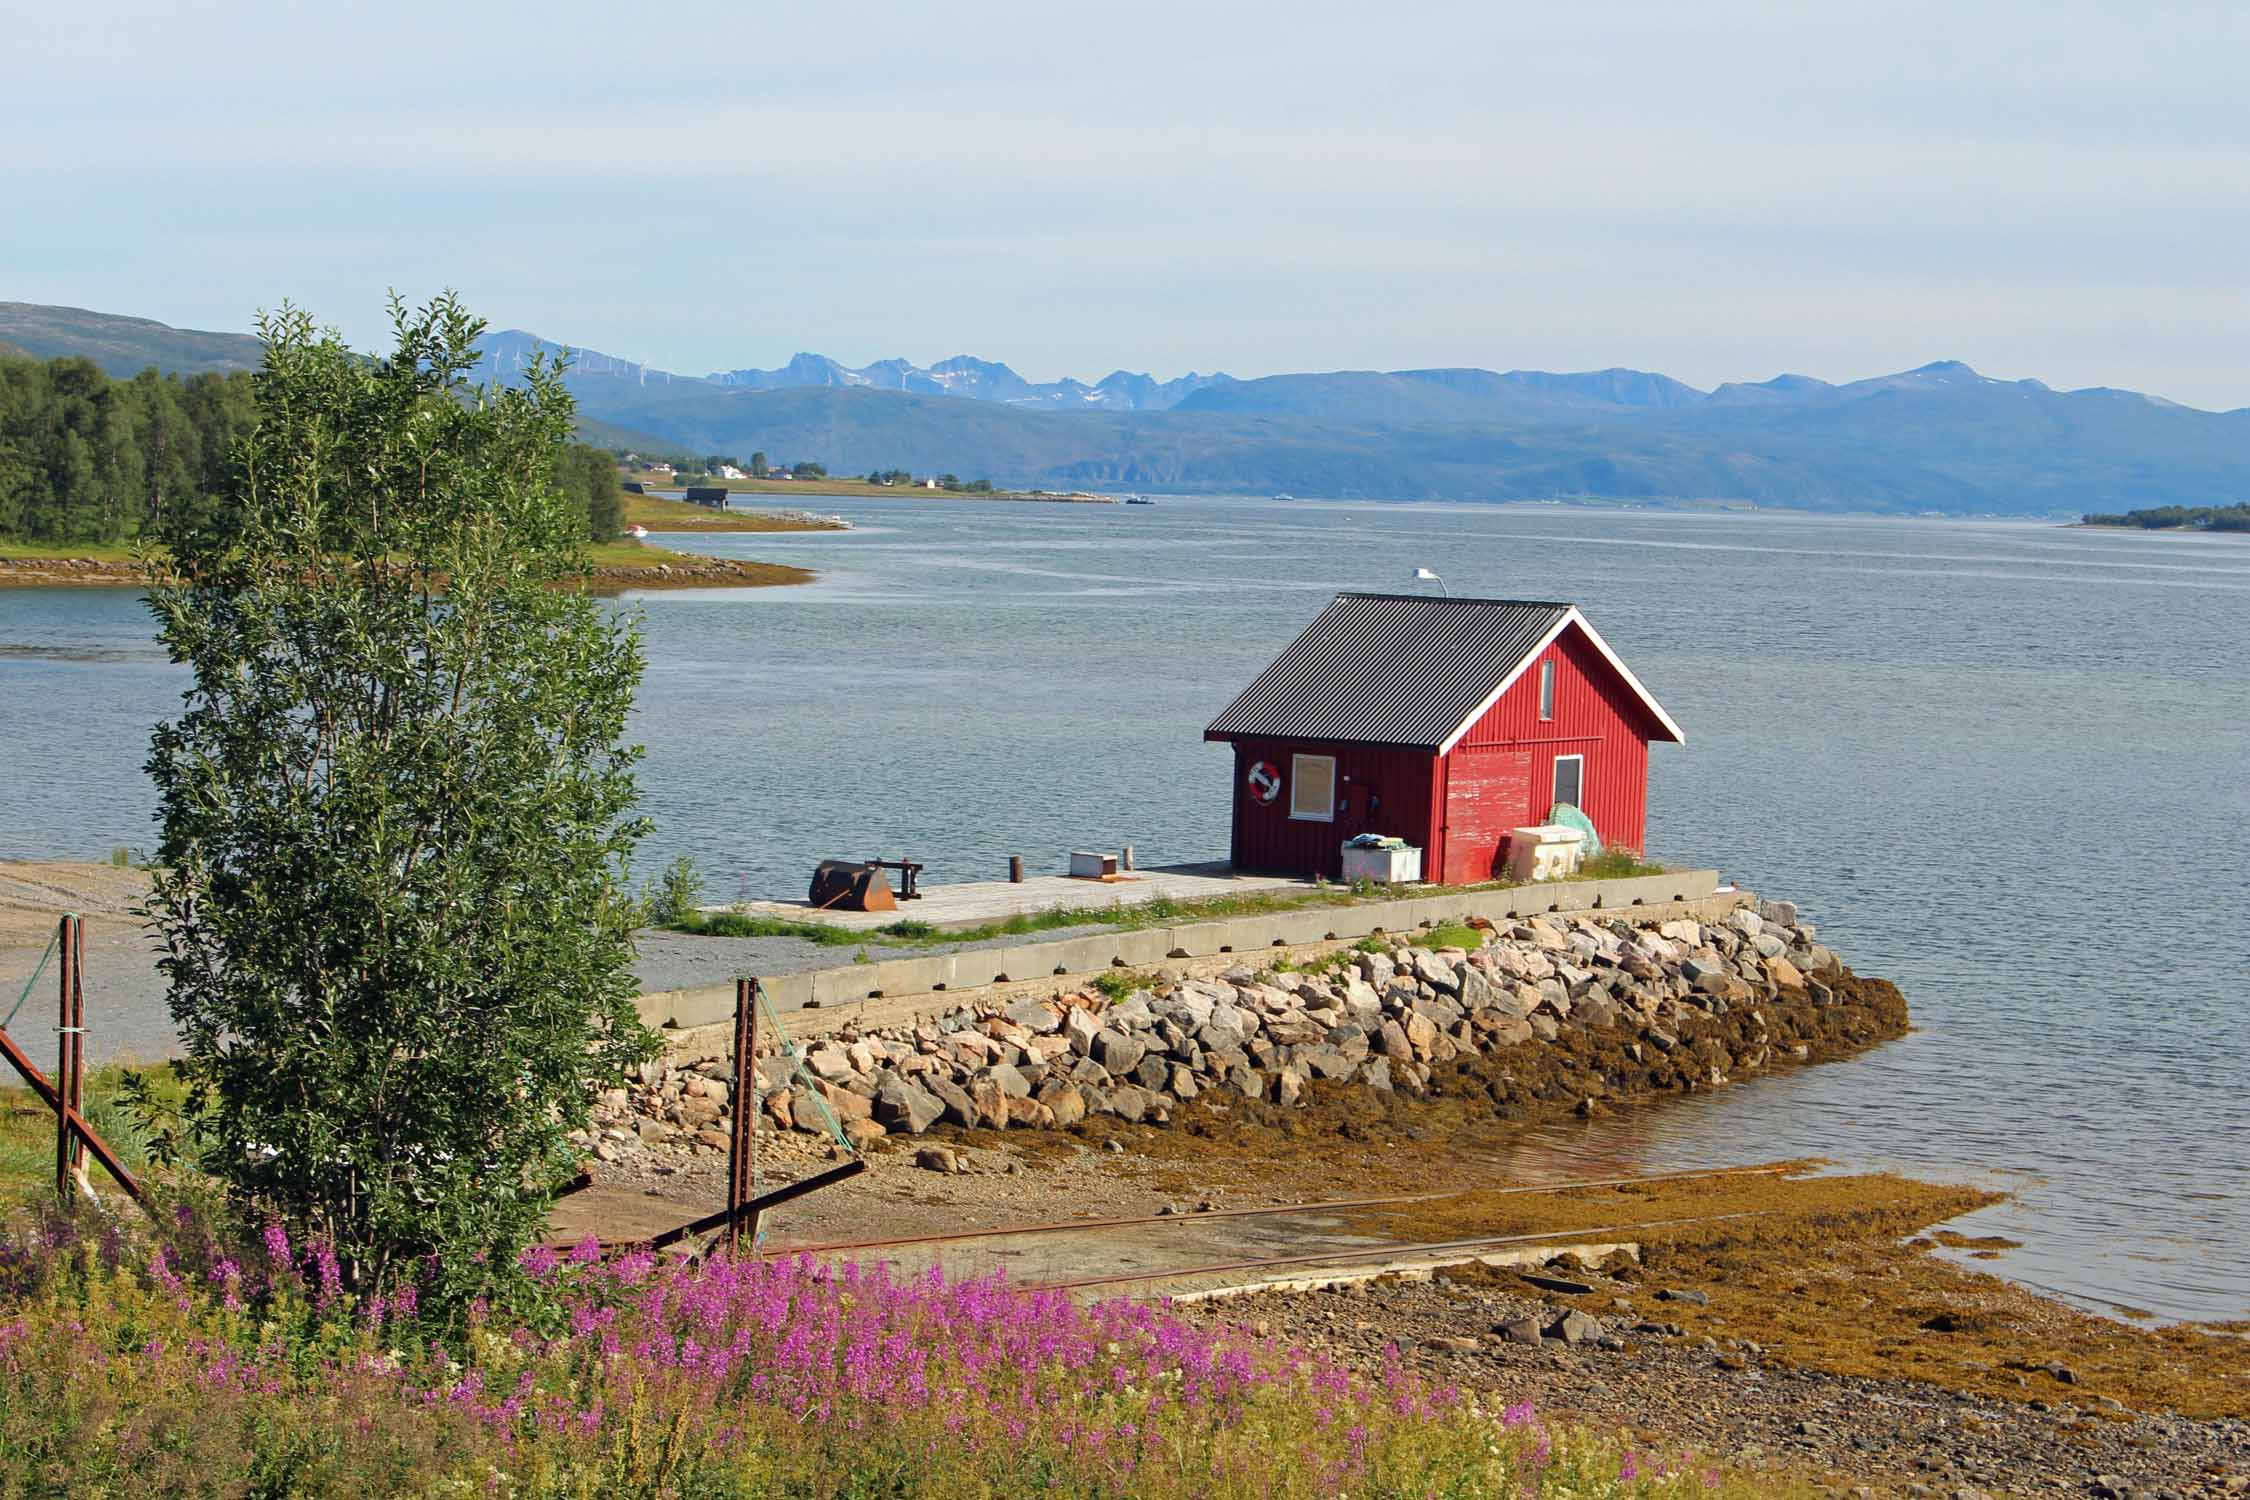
<box><xmin>704</xmin><ymin>351</ymin><xmax>1231</xmax><ymax>411</ymax></box>
<box><xmin>7</xmin><ymin>300</ymin><xmax>2246</xmax><ymax>516</ymax></box>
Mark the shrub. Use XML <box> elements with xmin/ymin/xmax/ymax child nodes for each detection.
<box><xmin>143</xmin><ymin>295</ymin><xmax>656</xmax><ymax>1304</ymax></box>
<box><xmin>646</xmin><ymin>853</ymin><xmax>705</xmax><ymax>926</ymax></box>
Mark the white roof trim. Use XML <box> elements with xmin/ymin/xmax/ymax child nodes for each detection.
<box><xmin>1434</xmin><ymin>607</ymin><xmax>1685</xmax><ymax>754</ymax></box>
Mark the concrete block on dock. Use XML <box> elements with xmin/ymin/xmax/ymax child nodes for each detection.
<box><xmin>1266</xmin><ymin>910</ymin><xmax>1342</xmax><ymax>946</ymax></box>
<box><xmin>759</xmin><ymin>973</ymin><xmax>816</xmax><ymax>1012</ymax></box>
<box><xmin>633</xmin><ymin>982</ymin><xmax>735</xmax><ymax>1031</ymax></box>
<box><xmin>874</xmin><ymin>954</ymin><xmax>955</xmax><ymax>997</ymax></box>
<box><xmin>1107</xmin><ymin>929</ymin><xmax>1176</xmax><ymax>967</ymax></box>
<box><xmin>1164</xmin><ymin>921</ymin><xmax>1233</xmax><ymax>958</ymax></box>
<box><xmin>812</xmin><ymin>966</ymin><xmax>880</xmax><ymax>1007</ymax></box>
<box><xmin>1030</xmin><ymin>935</ymin><xmax>1125</xmax><ymax>978</ymax></box>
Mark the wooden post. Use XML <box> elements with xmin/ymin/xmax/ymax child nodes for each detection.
<box><xmin>1008</xmin><ymin>855</ymin><xmax>1025</xmax><ymax>884</ymax></box>
<box><xmin>727</xmin><ymin>978</ymin><xmax>759</xmax><ymax>1255</ymax></box>
<box><xmin>1122</xmin><ymin>844</ymin><xmax>1135</xmax><ymax>872</ymax></box>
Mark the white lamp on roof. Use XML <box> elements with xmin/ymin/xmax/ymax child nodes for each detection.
<box><xmin>1412</xmin><ymin>566</ymin><xmax>1448</xmax><ymax>597</ymax></box>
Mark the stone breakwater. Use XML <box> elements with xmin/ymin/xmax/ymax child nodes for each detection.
<box><xmin>589</xmin><ymin>898</ymin><xmax>1908</xmax><ymax>1162</ymax></box>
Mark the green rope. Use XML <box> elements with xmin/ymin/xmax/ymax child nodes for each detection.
<box><xmin>1</xmin><ymin>928</ymin><xmax>60</xmax><ymax>1035</ymax></box>
<box><xmin>755</xmin><ymin>986</ymin><xmax>857</xmax><ymax>1154</ymax></box>
<box><xmin>746</xmin><ymin>985</ymin><xmax>861</xmax><ymax>1254</ymax></box>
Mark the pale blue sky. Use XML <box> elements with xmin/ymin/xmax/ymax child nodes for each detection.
<box><xmin>8</xmin><ymin>1</ymin><xmax>2249</xmax><ymax>407</ymax></box>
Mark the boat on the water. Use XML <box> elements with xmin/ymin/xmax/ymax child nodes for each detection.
<box><xmin>1125</xmin><ymin>495</ymin><xmax>1154</xmax><ymax>506</ymax></box>
<box><xmin>1272</xmin><ymin>492</ymin><xmax>1295</xmax><ymax>501</ymax></box>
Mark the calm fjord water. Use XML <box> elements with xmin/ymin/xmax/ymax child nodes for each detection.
<box><xmin>1</xmin><ymin>498</ymin><xmax>2244</xmax><ymax>1321</ymax></box>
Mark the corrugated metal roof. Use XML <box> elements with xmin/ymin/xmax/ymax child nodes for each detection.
<box><xmin>1204</xmin><ymin>592</ymin><xmax>1574</xmax><ymax>749</ymax></box>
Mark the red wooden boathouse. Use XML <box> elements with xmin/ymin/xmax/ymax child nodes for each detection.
<box><xmin>1204</xmin><ymin>593</ymin><xmax>1685</xmax><ymax>882</ymax></box>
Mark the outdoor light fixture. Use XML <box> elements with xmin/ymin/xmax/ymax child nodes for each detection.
<box><xmin>1412</xmin><ymin>566</ymin><xmax>1448</xmax><ymax>597</ymax></box>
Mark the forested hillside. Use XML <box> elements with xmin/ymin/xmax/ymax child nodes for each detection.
<box><xmin>0</xmin><ymin>353</ymin><xmax>622</xmax><ymax>545</ymax></box>
<box><xmin>0</xmin><ymin>356</ymin><xmax>255</xmax><ymax>542</ymax></box>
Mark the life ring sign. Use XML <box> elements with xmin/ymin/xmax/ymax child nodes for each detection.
<box><xmin>1246</xmin><ymin>760</ymin><xmax>1283</xmax><ymax>804</ymax></box>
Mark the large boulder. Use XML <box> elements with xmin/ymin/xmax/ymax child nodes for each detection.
<box><xmin>1094</xmin><ymin>1029</ymin><xmax>1146</xmax><ymax>1076</ymax></box>
<box><xmin>980</xmin><ymin>1062</ymin><xmax>1032</xmax><ymax>1099</ymax></box>
<box><xmin>1005</xmin><ymin>999</ymin><xmax>1063</xmax><ymax>1034</ymax></box>
<box><xmin>874</xmin><ymin>1077</ymin><xmax>944</xmax><ymax>1135</ymax></box>
<box><xmin>1410</xmin><ymin>949</ymin><xmax>1461</xmax><ymax>994</ymax></box>
<box><xmin>1274</xmin><ymin>1067</ymin><xmax>1306</xmax><ymax>1108</ymax></box>
<box><xmin>1035</xmin><ymin>1080</ymin><xmax>1087</xmax><ymax>1128</ymax></box>
<box><xmin>926</xmin><ymin>1076</ymin><xmax>978</xmax><ymax>1130</ymax></box>
<box><xmin>1063</xmin><ymin>1006</ymin><xmax>1103</xmax><ymax>1055</ymax></box>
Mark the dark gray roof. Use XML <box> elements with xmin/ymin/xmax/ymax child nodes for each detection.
<box><xmin>1205</xmin><ymin>593</ymin><xmax>1573</xmax><ymax>749</ymax></box>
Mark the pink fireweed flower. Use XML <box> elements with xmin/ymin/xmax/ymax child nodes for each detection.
<box><xmin>147</xmin><ymin>1246</ymin><xmax>182</xmax><ymax>1291</ymax></box>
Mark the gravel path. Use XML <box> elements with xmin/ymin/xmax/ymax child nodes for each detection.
<box><xmin>0</xmin><ymin>921</ymin><xmax>1126</xmax><ymax>1076</ymax></box>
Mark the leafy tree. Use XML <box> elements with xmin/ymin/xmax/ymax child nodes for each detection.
<box><xmin>0</xmin><ymin>352</ymin><xmax>256</xmax><ymax>543</ymax></box>
<box><xmin>554</xmin><ymin>441</ymin><xmax>624</xmax><ymax>540</ymax></box>
<box><xmin>749</xmin><ymin>450</ymin><xmax>768</xmax><ymax>478</ymax></box>
<box><xmin>794</xmin><ymin>461</ymin><xmax>826</xmax><ymax>479</ymax></box>
<box><xmin>144</xmin><ymin>294</ymin><xmax>658</xmax><ymax>1303</ymax></box>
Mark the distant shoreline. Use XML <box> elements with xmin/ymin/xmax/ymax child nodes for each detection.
<box><xmin>0</xmin><ymin>545</ymin><xmax>815</xmax><ymax>593</ymax></box>
<box><xmin>632</xmin><ymin>475</ymin><xmax>1115</xmax><ymax>505</ymax></box>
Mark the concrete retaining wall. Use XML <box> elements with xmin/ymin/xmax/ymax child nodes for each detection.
<box><xmin>634</xmin><ymin>869</ymin><xmax>1723</xmax><ymax>1031</ymax></box>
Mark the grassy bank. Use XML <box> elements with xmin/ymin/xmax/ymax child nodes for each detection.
<box><xmin>623</xmin><ymin>492</ymin><xmax>848</xmax><ymax>532</ymax></box>
<box><xmin>0</xmin><ymin>537</ymin><xmax>814</xmax><ymax>591</ymax></box>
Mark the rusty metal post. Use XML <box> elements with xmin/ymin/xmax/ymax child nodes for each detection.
<box><xmin>55</xmin><ymin>914</ymin><xmax>85</xmax><ymax>1199</ymax></box>
<box><xmin>727</xmin><ymin>978</ymin><xmax>758</xmax><ymax>1255</ymax></box>
<box><xmin>1009</xmin><ymin>855</ymin><xmax>1024</xmax><ymax>883</ymax></box>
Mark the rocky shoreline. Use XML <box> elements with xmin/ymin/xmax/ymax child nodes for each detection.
<box><xmin>593</xmin><ymin>899</ymin><xmax>1905</xmax><ymax>1160</ymax></box>
<box><xmin>1195</xmin><ymin>1271</ymin><xmax>2249</xmax><ymax>1499</ymax></box>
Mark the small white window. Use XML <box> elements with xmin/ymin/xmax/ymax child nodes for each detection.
<box><xmin>1290</xmin><ymin>754</ymin><xmax>1337</xmax><ymax>822</ymax></box>
<box><xmin>1552</xmin><ymin>753</ymin><xmax>1584</xmax><ymax>810</ymax></box>
<box><xmin>1538</xmin><ymin>658</ymin><xmax>1556</xmax><ymax>721</ymax></box>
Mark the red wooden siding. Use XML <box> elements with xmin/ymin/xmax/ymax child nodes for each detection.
<box><xmin>1440</xmin><ymin>747</ymin><xmax>1531</xmax><ymax>882</ymax></box>
<box><xmin>1450</xmin><ymin>623</ymin><xmax>1655</xmax><ymax>858</ymax></box>
<box><xmin>1218</xmin><ymin>620</ymin><xmax>1663</xmax><ymax>882</ymax></box>
<box><xmin>1226</xmin><ymin>739</ymin><xmax>1439</xmax><ymax>880</ymax></box>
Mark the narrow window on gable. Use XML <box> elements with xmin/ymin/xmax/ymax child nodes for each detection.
<box><xmin>1290</xmin><ymin>754</ymin><xmax>1337</xmax><ymax>822</ymax></box>
<box><xmin>1538</xmin><ymin>658</ymin><xmax>1556</xmax><ymax>721</ymax></box>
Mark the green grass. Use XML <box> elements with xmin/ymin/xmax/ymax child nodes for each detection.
<box><xmin>660</xmin><ymin>861</ymin><xmax>1667</xmax><ymax>952</ymax></box>
<box><xmin>1576</xmin><ymin>847</ymin><xmax>1665</xmax><ymax>880</ymax></box>
<box><xmin>1410</xmin><ymin>922</ymin><xmax>1487</xmax><ymax>951</ymax></box>
<box><xmin>0</xmin><ymin>537</ymin><xmax>146</xmax><ymax>563</ymax></box>
<box><xmin>0</xmin><ymin>1063</ymin><xmax>167</xmax><ymax>1209</ymax></box>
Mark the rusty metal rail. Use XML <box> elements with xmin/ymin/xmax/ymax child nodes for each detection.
<box><xmin>1027</xmin><ymin>1209</ymin><xmax>1777</xmax><ymax>1294</ymax></box>
<box><xmin>771</xmin><ymin>1163</ymin><xmax>1790</xmax><ymax>1259</ymax></box>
